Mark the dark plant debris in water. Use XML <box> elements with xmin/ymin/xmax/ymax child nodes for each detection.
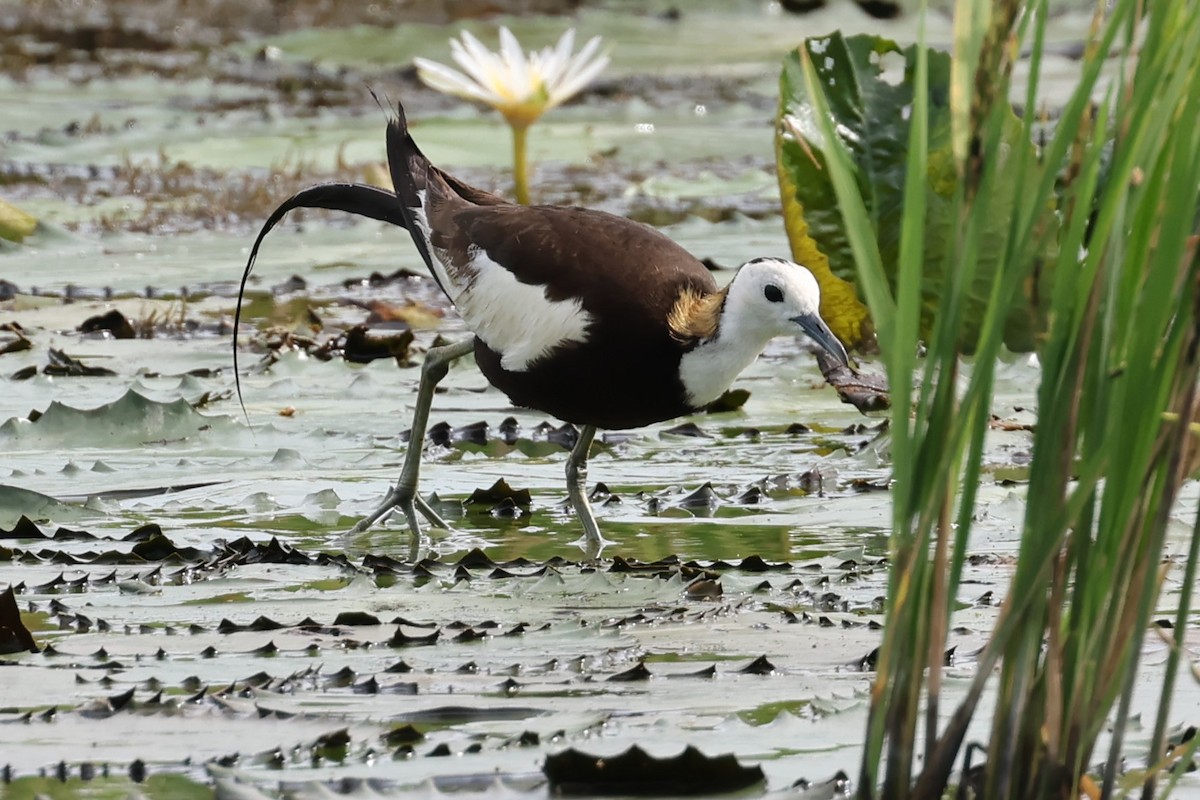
<box><xmin>0</xmin><ymin>515</ymin><xmax>896</xmax><ymax>793</ymax></box>
<box><xmin>1</xmin><ymin>152</ymin><xmax>378</xmax><ymax>237</ymax></box>
<box><xmin>0</xmin><ymin>322</ymin><xmax>31</xmax><ymax>355</ymax></box>
<box><xmin>41</xmin><ymin>347</ymin><xmax>117</xmax><ymax>378</ymax></box>
<box><xmin>815</xmin><ymin>349</ymin><xmax>890</xmax><ymax>415</ymax></box>
<box><xmin>1</xmin><ymin>0</ymin><xmax>585</xmax><ymax>71</ymax></box>
<box><xmin>1</xmin><ymin>0</ymin><xmax>787</xmax><ymax>237</ymax></box>
<box><xmin>250</xmin><ymin>324</ymin><xmax>419</xmax><ymax>368</ymax></box>
<box><xmin>2</xmin><ymin>148</ymin><xmax>783</xmax><ymax>237</ymax></box>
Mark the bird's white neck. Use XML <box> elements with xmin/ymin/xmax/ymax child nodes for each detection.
<box><xmin>676</xmin><ymin>314</ymin><xmax>773</xmax><ymax>409</ymax></box>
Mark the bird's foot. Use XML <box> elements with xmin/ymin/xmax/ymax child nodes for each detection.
<box><xmin>347</xmin><ymin>486</ymin><xmax>450</xmax><ymax>536</ymax></box>
<box><xmin>571</xmin><ymin>528</ymin><xmax>608</xmax><ymax>563</ymax></box>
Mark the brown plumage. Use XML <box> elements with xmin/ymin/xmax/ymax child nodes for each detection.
<box><xmin>385</xmin><ymin>107</ymin><xmax>725</xmax><ymax>430</ymax></box>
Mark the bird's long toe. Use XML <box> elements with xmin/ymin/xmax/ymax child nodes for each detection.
<box><xmin>347</xmin><ymin>485</ymin><xmax>450</xmax><ymax>538</ymax></box>
<box><xmin>413</xmin><ymin>495</ymin><xmax>450</xmax><ymax>529</ymax></box>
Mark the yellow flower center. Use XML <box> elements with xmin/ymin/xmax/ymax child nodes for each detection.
<box><xmin>497</xmin><ymin>82</ymin><xmax>552</xmax><ymax>128</ymax></box>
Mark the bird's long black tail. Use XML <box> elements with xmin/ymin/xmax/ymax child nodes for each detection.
<box><xmin>384</xmin><ymin>104</ymin><xmax>452</xmax><ymax>299</ymax></box>
<box><xmin>233</xmin><ymin>181</ymin><xmax>406</xmax><ymax>421</ymax></box>
<box><xmin>235</xmin><ymin>102</ymin><xmax>458</xmax><ymax>422</ymax></box>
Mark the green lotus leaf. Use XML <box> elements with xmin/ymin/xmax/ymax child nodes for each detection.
<box><xmin>776</xmin><ymin>32</ymin><xmax>1052</xmax><ymax>352</ymax></box>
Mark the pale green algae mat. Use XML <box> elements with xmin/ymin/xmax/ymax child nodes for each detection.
<box><xmin>1</xmin><ymin>1</ymin><xmax>1198</xmax><ymax>796</ymax></box>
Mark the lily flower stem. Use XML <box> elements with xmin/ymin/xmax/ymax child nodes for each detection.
<box><xmin>510</xmin><ymin>121</ymin><xmax>531</xmax><ymax>205</ymax></box>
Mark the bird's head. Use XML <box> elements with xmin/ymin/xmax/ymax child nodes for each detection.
<box><xmin>725</xmin><ymin>257</ymin><xmax>849</xmax><ymax>366</ymax></box>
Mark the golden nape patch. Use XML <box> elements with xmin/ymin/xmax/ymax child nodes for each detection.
<box><xmin>667</xmin><ymin>286</ymin><xmax>727</xmax><ymax>341</ymax></box>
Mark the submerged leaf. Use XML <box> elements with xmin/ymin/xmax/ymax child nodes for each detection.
<box><xmin>465</xmin><ymin>479</ymin><xmax>532</xmax><ymax>509</ymax></box>
<box><xmin>0</xmin><ymin>585</ymin><xmax>38</xmax><ymax>653</ymax></box>
<box><xmin>608</xmin><ymin>661</ymin><xmax>652</xmax><ymax>682</ymax></box>
<box><xmin>702</xmin><ymin>388</ymin><xmax>751</xmax><ymax>414</ymax></box>
<box><xmin>543</xmin><ymin>744</ymin><xmax>765</xmax><ymax>796</ymax></box>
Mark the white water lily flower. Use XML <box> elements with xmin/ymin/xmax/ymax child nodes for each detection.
<box><xmin>413</xmin><ymin>27</ymin><xmax>608</xmax><ymax>205</ymax></box>
<box><xmin>415</xmin><ymin>27</ymin><xmax>609</xmax><ymax>129</ymax></box>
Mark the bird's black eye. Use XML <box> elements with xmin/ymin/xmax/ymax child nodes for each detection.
<box><xmin>764</xmin><ymin>284</ymin><xmax>784</xmax><ymax>303</ymax></box>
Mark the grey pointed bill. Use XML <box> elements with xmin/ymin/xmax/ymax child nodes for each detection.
<box><xmin>791</xmin><ymin>313</ymin><xmax>850</xmax><ymax>366</ymax></box>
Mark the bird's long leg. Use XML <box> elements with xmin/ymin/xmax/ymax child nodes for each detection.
<box><xmin>349</xmin><ymin>337</ymin><xmax>475</xmax><ymax>537</ymax></box>
<box><xmin>564</xmin><ymin>424</ymin><xmax>603</xmax><ymax>549</ymax></box>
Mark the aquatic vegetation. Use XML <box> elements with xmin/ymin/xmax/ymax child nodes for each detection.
<box><xmin>796</xmin><ymin>0</ymin><xmax>1200</xmax><ymax>796</ymax></box>
<box><xmin>776</xmin><ymin>34</ymin><xmax>1053</xmax><ymax>353</ymax></box>
<box><xmin>0</xmin><ymin>197</ymin><xmax>38</xmax><ymax>244</ymax></box>
<box><xmin>3</xmin><ymin>1</ymin><xmax>1196</xmax><ymax>796</ymax></box>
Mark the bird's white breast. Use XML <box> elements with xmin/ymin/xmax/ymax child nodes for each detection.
<box><xmin>676</xmin><ymin>307</ymin><xmax>774</xmax><ymax>408</ymax></box>
<box><xmin>678</xmin><ymin>344</ymin><xmax>762</xmax><ymax>408</ymax></box>
<box><xmin>455</xmin><ymin>247</ymin><xmax>594</xmax><ymax>371</ymax></box>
